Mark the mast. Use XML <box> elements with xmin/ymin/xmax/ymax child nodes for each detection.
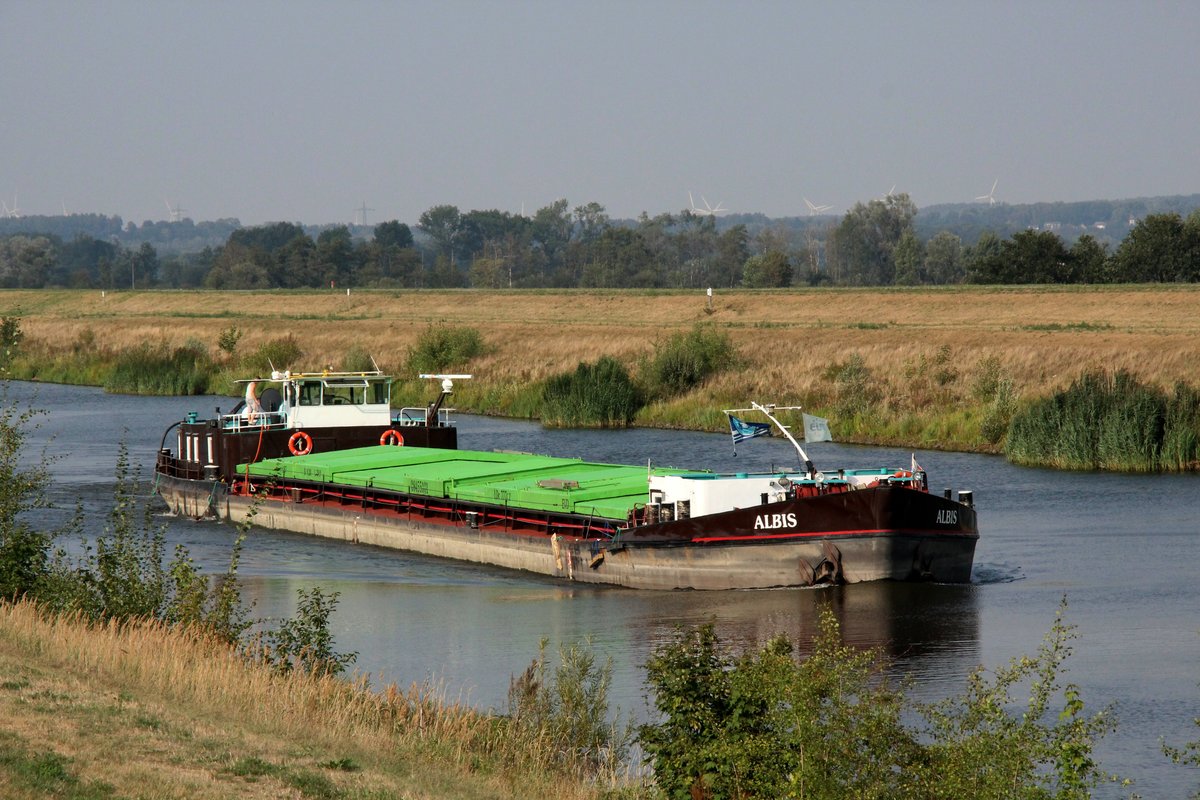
<box><xmin>749</xmin><ymin>402</ymin><xmax>816</xmax><ymax>477</ymax></box>
<box><xmin>420</xmin><ymin>374</ymin><xmax>472</xmax><ymax>422</ymax></box>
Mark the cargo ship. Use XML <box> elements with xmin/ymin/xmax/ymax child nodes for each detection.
<box><xmin>154</xmin><ymin>371</ymin><xmax>465</xmax><ymax>518</ymax></box>
<box><xmin>208</xmin><ymin>403</ymin><xmax>978</xmax><ymax>590</ymax></box>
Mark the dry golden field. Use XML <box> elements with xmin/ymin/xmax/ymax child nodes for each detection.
<box><xmin>2</xmin><ymin>286</ymin><xmax>1198</xmax><ymax>442</ymax></box>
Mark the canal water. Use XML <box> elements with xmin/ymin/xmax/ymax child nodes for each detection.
<box><xmin>13</xmin><ymin>381</ymin><xmax>1200</xmax><ymax>796</ymax></box>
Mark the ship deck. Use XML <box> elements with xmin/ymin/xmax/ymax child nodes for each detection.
<box><xmin>242</xmin><ymin>446</ymin><xmax>699</xmax><ymax>521</ymax></box>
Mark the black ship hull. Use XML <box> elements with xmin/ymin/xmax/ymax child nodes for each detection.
<box><xmin>216</xmin><ymin>474</ymin><xmax>977</xmax><ymax>590</ymax></box>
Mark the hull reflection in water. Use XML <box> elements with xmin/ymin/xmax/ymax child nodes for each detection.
<box><xmin>236</xmin><ymin>562</ymin><xmax>981</xmax><ymax>714</ymax></box>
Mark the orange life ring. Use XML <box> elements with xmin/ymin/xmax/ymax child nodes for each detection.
<box><xmin>380</xmin><ymin>429</ymin><xmax>405</xmax><ymax>446</ymax></box>
<box><xmin>893</xmin><ymin>470</ymin><xmax>913</xmax><ymax>479</ymax></box>
<box><xmin>288</xmin><ymin>431</ymin><xmax>313</xmax><ymax>456</ymax></box>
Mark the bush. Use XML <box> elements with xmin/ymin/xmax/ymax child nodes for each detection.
<box><xmin>640</xmin><ymin>602</ymin><xmax>1117</xmax><ymax>800</ymax></box>
<box><xmin>241</xmin><ymin>335</ymin><xmax>304</xmax><ymax>375</ymax></box>
<box><xmin>0</xmin><ymin>396</ymin><xmax>60</xmax><ymax>601</ymax></box>
<box><xmin>404</xmin><ymin>323</ymin><xmax>484</xmax><ymax>375</ymax></box>
<box><xmin>979</xmin><ymin>376</ymin><xmax>1018</xmax><ymax>445</ymax></box>
<box><xmin>971</xmin><ymin>355</ymin><xmax>1005</xmax><ymax>402</ymax></box>
<box><xmin>216</xmin><ymin>325</ymin><xmax>242</xmax><ymax>358</ymax></box>
<box><xmin>833</xmin><ymin>353</ymin><xmax>880</xmax><ymax>418</ymax></box>
<box><xmin>641</xmin><ymin>613</ymin><xmax>911</xmax><ymax>800</ymax></box>
<box><xmin>37</xmin><ymin>444</ymin><xmax>250</xmax><ymax>643</ymax></box>
<box><xmin>644</xmin><ymin>325</ymin><xmax>736</xmax><ymax>399</ymax></box>
<box><xmin>342</xmin><ymin>345</ymin><xmax>376</xmax><ymax>373</ymax></box>
<box><xmin>508</xmin><ymin>638</ymin><xmax>631</xmax><ymax>779</ymax></box>
<box><xmin>251</xmin><ymin>587</ymin><xmax>357</xmax><ymax>678</ymax></box>
<box><xmin>914</xmin><ymin>602</ymin><xmax>1117</xmax><ymax>798</ymax></box>
<box><xmin>540</xmin><ymin>356</ymin><xmax>643</xmax><ymax>428</ymax></box>
<box><xmin>0</xmin><ymin>316</ymin><xmax>23</xmax><ymax>373</ymax></box>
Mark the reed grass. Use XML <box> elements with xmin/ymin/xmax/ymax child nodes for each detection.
<box><xmin>0</xmin><ymin>599</ymin><xmax>638</xmax><ymax>799</ymax></box>
<box><xmin>1006</xmin><ymin>369</ymin><xmax>1197</xmax><ymax>472</ymax></box>
<box><xmin>540</xmin><ymin>357</ymin><xmax>643</xmax><ymax>428</ymax></box>
<box><xmin>104</xmin><ymin>340</ymin><xmax>214</xmax><ymax>395</ymax></box>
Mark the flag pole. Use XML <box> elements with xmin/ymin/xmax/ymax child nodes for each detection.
<box><xmin>751</xmin><ymin>402</ymin><xmax>815</xmax><ymax>476</ymax></box>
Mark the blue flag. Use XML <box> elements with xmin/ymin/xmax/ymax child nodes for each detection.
<box><xmin>728</xmin><ymin>414</ymin><xmax>772</xmax><ymax>445</ymax></box>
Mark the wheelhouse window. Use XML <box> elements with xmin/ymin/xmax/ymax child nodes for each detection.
<box><xmin>322</xmin><ymin>379</ymin><xmax>369</xmax><ymax>406</ymax></box>
<box><xmin>298</xmin><ymin>381</ymin><xmax>322</xmax><ymax>406</ymax></box>
<box><xmin>368</xmin><ymin>379</ymin><xmax>390</xmax><ymax>405</ymax></box>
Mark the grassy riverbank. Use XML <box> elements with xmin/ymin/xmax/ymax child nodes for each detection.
<box><xmin>0</xmin><ymin>600</ymin><xmax>635</xmax><ymax>800</ymax></box>
<box><xmin>2</xmin><ymin>286</ymin><xmax>1199</xmax><ymax>455</ymax></box>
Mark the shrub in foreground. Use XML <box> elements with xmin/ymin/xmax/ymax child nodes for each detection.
<box><xmin>508</xmin><ymin>638</ymin><xmax>632</xmax><ymax>779</ymax></box>
<box><xmin>641</xmin><ymin>603</ymin><xmax>1117</xmax><ymax>800</ymax></box>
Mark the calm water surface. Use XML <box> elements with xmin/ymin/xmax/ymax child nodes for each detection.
<box><xmin>15</xmin><ymin>381</ymin><xmax>1200</xmax><ymax>797</ymax></box>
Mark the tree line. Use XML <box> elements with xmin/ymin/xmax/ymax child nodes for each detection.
<box><xmin>1</xmin><ymin>196</ymin><xmax>1199</xmax><ymax>290</ymax></box>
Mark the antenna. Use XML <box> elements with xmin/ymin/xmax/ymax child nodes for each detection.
<box><xmin>62</xmin><ymin>200</ymin><xmax>69</xmax><ymax>216</ymax></box>
<box><xmin>975</xmin><ymin>179</ymin><xmax>998</xmax><ymax>205</ymax></box>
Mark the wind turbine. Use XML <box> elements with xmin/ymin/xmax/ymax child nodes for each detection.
<box><xmin>354</xmin><ymin>201</ymin><xmax>375</xmax><ymax>226</ymax></box>
<box><xmin>688</xmin><ymin>192</ymin><xmax>728</xmax><ymax>217</ymax></box>
<box><xmin>2</xmin><ymin>193</ymin><xmax>21</xmax><ymax>219</ymax></box>
<box><xmin>883</xmin><ymin>184</ymin><xmax>897</xmax><ymax>199</ymax></box>
<box><xmin>975</xmin><ymin>179</ymin><xmax>998</xmax><ymax>205</ymax></box>
<box><xmin>803</xmin><ymin>197</ymin><xmax>832</xmax><ymax>216</ymax></box>
<box><xmin>164</xmin><ymin>199</ymin><xmax>185</xmax><ymax>222</ymax></box>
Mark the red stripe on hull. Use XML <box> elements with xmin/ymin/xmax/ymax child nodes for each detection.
<box><xmin>693</xmin><ymin>527</ymin><xmax>979</xmax><ymax>544</ymax></box>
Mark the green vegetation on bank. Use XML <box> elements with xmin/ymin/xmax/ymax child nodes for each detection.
<box><xmin>539</xmin><ymin>325</ymin><xmax>734</xmax><ymax>428</ymax></box>
<box><xmin>1007</xmin><ymin>369</ymin><xmax>1200</xmax><ymax>471</ymax></box>
<box><xmin>7</xmin><ymin>307</ymin><xmax>1200</xmax><ymax>473</ymax></box>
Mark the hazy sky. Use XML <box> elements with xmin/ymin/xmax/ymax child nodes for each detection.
<box><xmin>3</xmin><ymin>1</ymin><xmax>1198</xmax><ymax>227</ymax></box>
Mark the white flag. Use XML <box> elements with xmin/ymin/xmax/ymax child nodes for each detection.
<box><xmin>802</xmin><ymin>413</ymin><xmax>832</xmax><ymax>443</ymax></box>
